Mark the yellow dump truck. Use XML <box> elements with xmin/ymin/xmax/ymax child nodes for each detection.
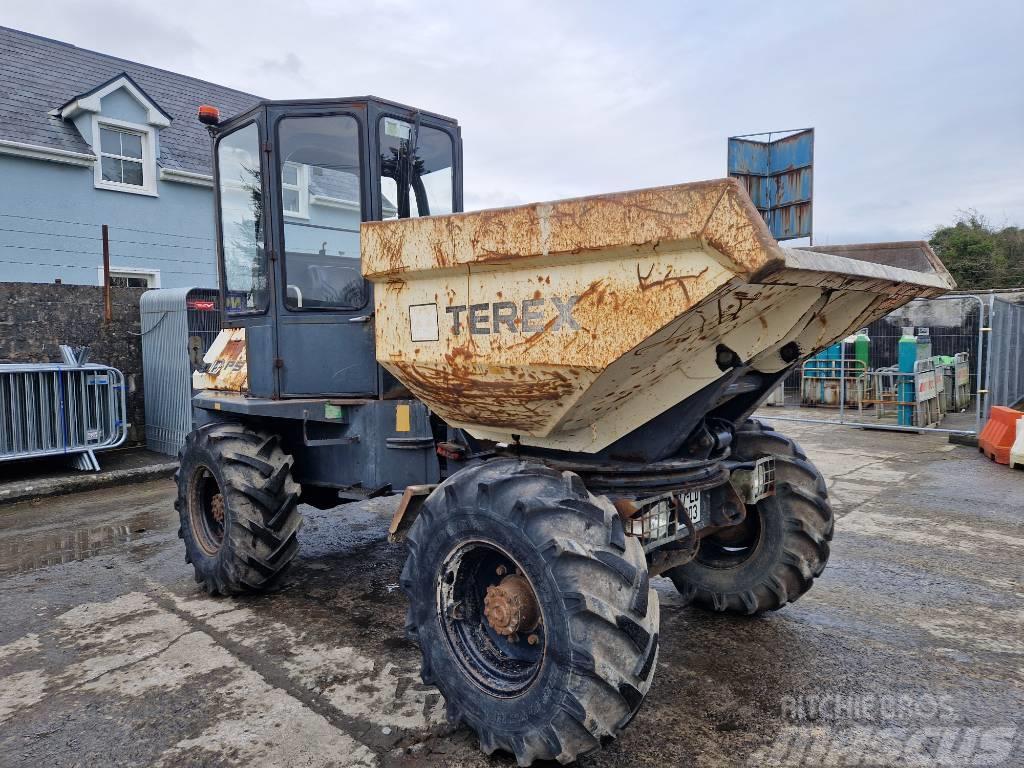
<box><xmin>178</xmin><ymin>98</ymin><xmax>954</xmax><ymax>765</ymax></box>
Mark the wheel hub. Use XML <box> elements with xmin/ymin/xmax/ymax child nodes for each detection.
<box><xmin>189</xmin><ymin>466</ymin><xmax>226</xmax><ymax>556</ymax></box>
<box><xmin>211</xmin><ymin>493</ymin><xmax>225</xmax><ymax>525</ymax></box>
<box><xmin>437</xmin><ymin>541</ymin><xmax>546</xmax><ymax>697</ymax></box>
<box><xmin>483</xmin><ymin>574</ymin><xmax>540</xmax><ymax>638</ymax></box>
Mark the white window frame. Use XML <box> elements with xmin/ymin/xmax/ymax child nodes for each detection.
<box><xmin>92</xmin><ymin>116</ymin><xmax>158</xmax><ymax>197</ymax></box>
<box><xmin>96</xmin><ymin>266</ymin><xmax>161</xmax><ymax>288</ymax></box>
<box><xmin>281</xmin><ymin>161</ymin><xmax>309</xmax><ymax>219</ymax></box>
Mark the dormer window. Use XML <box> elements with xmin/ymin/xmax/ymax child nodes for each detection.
<box><xmin>100</xmin><ymin>126</ymin><xmax>145</xmax><ymax>187</ymax></box>
<box><xmin>57</xmin><ymin>73</ymin><xmax>169</xmax><ymax>198</ymax></box>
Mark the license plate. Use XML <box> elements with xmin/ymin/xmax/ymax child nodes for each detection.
<box><xmin>679</xmin><ymin>490</ymin><xmax>701</xmax><ymax>526</ymax></box>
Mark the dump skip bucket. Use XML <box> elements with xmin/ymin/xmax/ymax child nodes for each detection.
<box><xmin>362</xmin><ymin>178</ymin><xmax>954</xmax><ymax>453</ymax></box>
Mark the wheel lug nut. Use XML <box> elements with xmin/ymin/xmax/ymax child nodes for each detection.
<box><xmin>495</xmin><ymin>565</ymin><xmax>507</xmax><ymax>576</ymax></box>
<box><xmin>527</xmin><ymin>634</ymin><xmax>539</xmax><ymax>646</ymax></box>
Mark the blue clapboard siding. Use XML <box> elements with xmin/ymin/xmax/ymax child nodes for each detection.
<box><xmin>0</xmin><ymin>153</ymin><xmax>218</xmax><ymax>288</ymax></box>
<box><xmin>0</xmin><ymin>26</ymin><xmax>261</xmax><ymax>287</ymax></box>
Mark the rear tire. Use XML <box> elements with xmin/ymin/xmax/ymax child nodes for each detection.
<box><xmin>176</xmin><ymin>423</ymin><xmax>302</xmax><ymax>595</ymax></box>
<box><xmin>402</xmin><ymin>458</ymin><xmax>659</xmax><ymax>765</ymax></box>
<box><xmin>668</xmin><ymin>420</ymin><xmax>832</xmax><ymax>614</ymax></box>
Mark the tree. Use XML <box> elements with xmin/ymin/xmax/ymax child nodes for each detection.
<box><xmin>930</xmin><ymin>212</ymin><xmax>1024</xmax><ymax>290</ymax></box>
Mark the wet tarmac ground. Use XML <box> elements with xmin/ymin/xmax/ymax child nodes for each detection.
<box><xmin>0</xmin><ymin>420</ymin><xmax>1021</xmax><ymax>767</ymax></box>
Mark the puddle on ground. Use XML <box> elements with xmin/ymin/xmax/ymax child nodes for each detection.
<box><xmin>0</xmin><ymin>507</ymin><xmax>173</xmax><ymax>575</ymax></box>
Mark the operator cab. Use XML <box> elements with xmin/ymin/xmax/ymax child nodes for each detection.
<box><xmin>207</xmin><ymin>97</ymin><xmax>462</xmax><ymax>398</ymax></box>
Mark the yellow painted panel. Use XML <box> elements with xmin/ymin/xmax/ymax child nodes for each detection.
<box><xmin>395</xmin><ymin>404</ymin><xmax>411</xmax><ymax>433</ymax></box>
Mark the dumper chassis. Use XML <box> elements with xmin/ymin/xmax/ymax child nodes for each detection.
<box><xmin>176</xmin><ymin>96</ymin><xmax>953</xmax><ymax>765</ymax></box>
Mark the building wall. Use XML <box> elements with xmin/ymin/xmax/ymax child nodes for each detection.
<box><xmin>0</xmin><ymin>153</ymin><xmax>218</xmax><ymax>289</ymax></box>
<box><xmin>0</xmin><ymin>282</ymin><xmax>147</xmax><ymax>444</ymax></box>
<box><xmin>282</xmin><ymin>204</ymin><xmax>360</xmax><ymax>253</ymax></box>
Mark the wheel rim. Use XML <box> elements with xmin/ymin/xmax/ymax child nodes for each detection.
<box><xmin>189</xmin><ymin>466</ymin><xmax>226</xmax><ymax>556</ymax></box>
<box><xmin>695</xmin><ymin>503</ymin><xmax>764</xmax><ymax>568</ymax></box>
<box><xmin>437</xmin><ymin>540</ymin><xmax>546</xmax><ymax>698</ymax></box>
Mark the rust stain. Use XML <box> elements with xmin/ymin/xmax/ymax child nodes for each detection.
<box><xmin>363</xmin><ymin>178</ymin><xmax>775</xmax><ymax>278</ymax></box>
<box><xmin>391</xmin><ymin>360</ymin><xmax>572</xmax><ymax>432</ymax></box>
<box><xmin>222</xmin><ymin>339</ymin><xmax>244</xmax><ymax>358</ymax></box>
<box><xmin>636</xmin><ymin>263</ymin><xmax>710</xmax><ymax>306</ymax></box>
<box><xmin>505</xmin><ymin>278</ymin><xmax>608</xmax><ymax>354</ymax></box>
<box><xmin>372</xmin><ymin>222</ymin><xmax>408</xmax><ymax>276</ymax></box>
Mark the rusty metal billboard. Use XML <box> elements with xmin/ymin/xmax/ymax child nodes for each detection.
<box><xmin>728</xmin><ymin>129</ymin><xmax>813</xmax><ymax>241</ymax></box>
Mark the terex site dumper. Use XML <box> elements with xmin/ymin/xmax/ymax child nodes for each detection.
<box><xmin>180</xmin><ymin>97</ymin><xmax>954</xmax><ymax>765</ymax></box>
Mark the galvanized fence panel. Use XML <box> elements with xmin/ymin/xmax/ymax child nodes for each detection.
<box><xmin>759</xmin><ymin>294</ymin><xmax>987</xmax><ymax>434</ymax></box>
<box><xmin>0</xmin><ymin>363</ymin><xmax>127</xmax><ymax>470</ymax></box>
<box><xmin>987</xmin><ymin>297</ymin><xmax>1024</xmax><ymax>412</ymax></box>
<box><xmin>141</xmin><ymin>287</ymin><xmax>221</xmax><ymax>457</ymax></box>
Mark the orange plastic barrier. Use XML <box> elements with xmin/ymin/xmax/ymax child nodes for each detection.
<box><xmin>978</xmin><ymin>406</ymin><xmax>1024</xmax><ymax>465</ymax></box>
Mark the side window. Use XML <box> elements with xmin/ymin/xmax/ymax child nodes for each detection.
<box><xmin>379</xmin><ymin>119</ymin><xmax>453</xmax><ymax>220</ymax></box>
<box><xmin>107</xmin><ymin>269</ymin><xmax>157</xmax><ymax>287</ymax></box>
<box><xmin>278</xmin><ymin>115</ymin><xmax>365</xmax><ymax>310</ymax></box>
<box><xmin>217</xmin><ymin>123</ymin><xmax>267</xmax><ymax>314</ymax></box>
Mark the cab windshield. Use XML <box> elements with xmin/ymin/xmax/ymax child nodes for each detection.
<box><xmin>277</xmin><ymin>115</ymin><xmax>364</xmax><ymax>310</ymax></box>
<box><xmin>378</xmin><ymin>118</ymin><xmax>454</xmax><ymax>219</ymax></box>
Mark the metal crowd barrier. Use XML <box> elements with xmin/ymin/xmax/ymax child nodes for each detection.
<box><xmin>761</xmin><ymin>294</ymin><xmax>987</xmax><ymax>435</ymax></box>
<box><xmin>0</xmin><ymin>347</ymin><xmax>127</xmax><ymax>471</ymax></box>
<box><xmin>939</xmin><ymin>352</ymin><xmax>971</xmax><ymax>413</ymax></box>
<box><xmin>799</xmin><ymin>358</ymin><xmax>869</xmax><ymax>409</ymax></box>
<box><xmin>987</xmin><ymin>296</ymin><xmax>1024</xmax><ymax>415</ymax></box>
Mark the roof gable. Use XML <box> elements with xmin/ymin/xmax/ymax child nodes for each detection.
<box><xmin>57</xmin><ymin>72</ymin><xmax>172</xmax><ymax>127</ymax></box>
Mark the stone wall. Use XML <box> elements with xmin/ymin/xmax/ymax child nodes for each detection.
<box><xmin>0</xmin><ymin>283</ymin><xmax>146</xmax><ymax>444</ymax></box>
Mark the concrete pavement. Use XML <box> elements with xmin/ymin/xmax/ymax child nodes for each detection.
<box><xmin>0</xmin><ymin>420</ymin><xmax>1021</xmax><ymax>767</ymax></box>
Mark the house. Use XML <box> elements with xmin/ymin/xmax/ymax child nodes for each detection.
<box><xmin>0</xmin><ymin>26</ymin><xmax>261</xmax><ymax>289</ymax></box>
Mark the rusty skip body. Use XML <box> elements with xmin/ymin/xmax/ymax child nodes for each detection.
<box><xmin>359</xmin><ymin>178</ymin><xmax>954</xmax><ymax>455</ymax></box>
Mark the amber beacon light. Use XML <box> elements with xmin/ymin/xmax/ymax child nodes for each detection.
<box><xmin>197</xmin><ymin>104</ymin><xmax>220</xmax><ymax>125</ymax></box>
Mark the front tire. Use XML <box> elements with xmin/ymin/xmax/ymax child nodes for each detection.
<box><xmin>668</xmin><ymin>420</ymin><xmax>833</xmax><ymax>614</ymax></box>
<box><xmin>402</xmin><ymin>459</ymin><xmax>659</xmax><ymax>765</ymax></box>
<box><xmin>176</xmin><ymin>423</ymin><xmax>302</xmax><ymax>595</ymax></box>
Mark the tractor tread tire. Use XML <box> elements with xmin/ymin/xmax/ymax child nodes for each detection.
<box><xmin>668</xmin><ymin>419</ymin><xmax>832</xmax><ymax>614</ymax></box>
<box><xmin>402</xmin><ymin>458</ymin><xmax>659</xmax><ymax>766</ymax></box>
<box><xmin>176</xmin><ymin>423</ymin><xmax>302</xmax><ymax>596</ymax></box>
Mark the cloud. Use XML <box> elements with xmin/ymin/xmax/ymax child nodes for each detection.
<box><xmin>259</xmin><ymin>52</ymin><xmax>303</xmax><ymax>77</ymax></box>
<box><xmin>3</xmin><ymin>0</ymin><xmax>1022</xmax><ymax>242</ymax></box>
<box><xmin>14</xmin><ymin>0</ymin><xmax>203</xmax><ymax>65</ymax></box>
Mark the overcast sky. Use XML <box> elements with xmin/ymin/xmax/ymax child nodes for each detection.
<box><xmin>6</xmin><ymin>1</ymin><xmax>1022</xmax><ymax>244</ymax></box>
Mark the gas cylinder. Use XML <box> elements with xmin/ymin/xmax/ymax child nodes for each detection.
<box><xmin>898</xmin><ymin>327</ymin><xmax>917</xmax><ymax>426</ymax></box>
<box><xmin>916</xmin><ymin>327</ymin><xmax>932</xmax><ymax>361</ymax></box>
<box><xmin>854</xmin><ymin>329</ymin><xmax>870</xmax><ymax>375</ymax></box>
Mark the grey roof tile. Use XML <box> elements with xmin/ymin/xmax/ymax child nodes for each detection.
<box><xmin>309</xmin><ymin>167</ymin><xmax>361</xmax><ymax>204</ymax></box>
<box><xmin>0</xmin><ymin>26</ymin><xmax>262</xmax><ymax>174</ymax></box>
